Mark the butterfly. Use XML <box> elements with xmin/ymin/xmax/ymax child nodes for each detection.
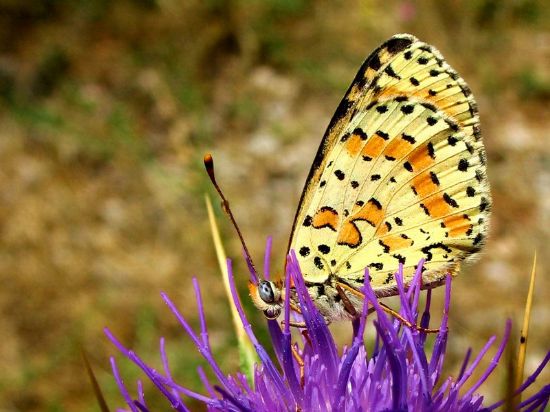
<box><xmin>214</xmin><ymin>33</ymin><xmax>491</xmax><ymax>322</ymax></box>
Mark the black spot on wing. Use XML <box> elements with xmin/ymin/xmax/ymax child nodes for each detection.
<box><xmin>384</xmin><ymin>64</ymin><xmax>401</xmax><ymax>79</ymax></box>
<box><xmin>368</xmin><ymin>53</ymin><xmax>382</xmax><ymax>70</ymax></box>
<box><xmin>318</xmin><ymin>244</ymin><xmax>331</xmax><ymax>254</ymax></box>
<box><xmin>401</xmin><ymin>104</ymin><xmax>415</xmax><ymax>115</ymax></box>
<box><xmin>303</xmin><ymin>215</ymin><xmax>312</xmax><ymax>227</ymax></box>
<box><xmin>299</xmin><ymin>246</ymin><xmax>310</xmax><ymax>257</ymax></box>
<box><xmin>376</xmin><ymin>130</ymin><xmax>389</xmax><ymax>140</ymax></box>
<box><xmin>443</xmin><ymin>193</ymin><xmax>459</xmax><ymax>208</ymax></box>
<box><xmin>369</xmin><ymin>198</ymin><xmax>382</xmax><ymax>209</ymax></box>
<box><xmin>430</xmin><ymin>171</ymin><xmax>440</xmax><ymax>186</ymax></box>
<box><xmin>421</xmin><ymin>102</ymin><xmax>437</xmax><ymax>112</ymax></box>
<box><xmin>447</xmin><ymin>135</ymin><xmax>458</xmax><ymax>146</ymax></box>
<box><xmin>421</xmin><ymin>243</ymin><xmax>452</xmax><ymax>261</ymax></box>
<box><xmin>475</xmin><ymin>169</ymin><xmax>484</xmax><ymax>182</ymax></box>
<box><xmin>473</xmin><ymin>233</ymin><xmax>483</xmax><ymax>246</ymax></box>
<box><xmin>402</xmin><ymin>133</ymin><xmax>415</xmax><ymax>144</ymax></box>
<box><xmin>379</xmin><ymin>239</ymin><xmax>390</xmax><ymax>253</ymax></box>
<box><xmin>448</xmin><ymin>70</ymin><xmax>459</xmax><ymax>80</ymax></box>
<box><xmin>445</xmin><ymin>118</ymin><xmax>459</xmax><ymax>132</ymax></box>
<box><xmin>420</xmin><ymin>203</ymin><xmax>430</xmax><ymax>216</ymax></box>
<box><xmin>314</xmin><ymin>256</ymin><xmax>324</xmax><ymax>270</ymax></box>
<box><xmin>479</xmin><ymin>197</ymin><xmax>490</xmax><ymax>212</ymax></box>
<box><xmin>353</xmin><ymin>128</ymin><xmax>368</xmax><ymax>140</ymax></box>
<box><xmin>427</xmin><ymin>142</ymin><xmax>435</xmax><ymax>158</ymax></box>
<box><xmin>473</xmin><ymin>124</ymin><xmax>482</xmax><ymax>141</ymax></box>
<box><xmin>393</xmin><ymin>254</ymin><xmax>406</xmax><ymax>264</ymax></box>
<box><xmin>385</xmin><ymin>36</ymin><xmax>414</xmax><ymax>53</ymax></box>
<box><xmin>418</xmin><ymin>56</ymin><xmax>429</xmax><ymax>65</ymax></box>
<box><xmin>458</xmin><ymin>159</ymin><xmax>469</xmax><ymax>172</ymax></box>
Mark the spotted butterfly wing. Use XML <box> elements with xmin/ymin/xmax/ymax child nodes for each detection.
<box><xmin>288</xmin><ymin>34</ymin><xmax>490</xmax><ymax>298</ymax></box>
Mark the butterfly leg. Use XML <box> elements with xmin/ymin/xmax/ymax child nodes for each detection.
<box><xmin>335</xmin><ymin>281</ymin><xmax>439</xmax><ymax>334</ymax></box>
<box><xmin>378</xmin><ymin>301</ymin><xmax>439</xmax><ymax>333</ymax></box>
<box><xmin>284</xmin><ymin>320</ymin><xmax>307</xmax><ymax>328</ymax></box>
<box><xmin>335</xmin><ymin>284</ymin><xmax>359</xmax><ymax>317</ymax></box>
<box><xmin>291</xmin><ymin>344</ymin><xmax>305</xmax><ymax>388</ymax></box>
<box><xmin>281</xmin><ymin>302</ymin><xmax>307</xmax><ymax>328</ymax></box>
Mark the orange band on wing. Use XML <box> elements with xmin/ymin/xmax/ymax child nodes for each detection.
<box><xmin>312</xmin><ymin>207</ymin><xmax>339</xmax><ymax>231</ymax></box>
<box><xmin>409</xmin><ymin>144</ymin><xmax>435</xmax><ymax>171</ymax></box>
<box><xmin>412</xmin><ymin>171</ymin><xmax>439</xmax><ymax>197</ymax></box>
<box><xmin>338</xmin><ymin>199</ymin><xmax>385</xmax><ymax>248</ymax></box>
<box><xmin>354</xmin><ymin>199</ymin><xmax>385</xmax><ymax>227</ymax></box>
<box><xmin>383</xmin><ymin>138</ymin><xmax>413</xmax><ymax>160</ymax></box>
<box><xmin>380</xmin><ymin>234</ymin><xmax>413</xmax><ymax>252</ymax></box>
<box><xmin>443</xmin><ymin>214</ymin><xmax>472</xmax><ymax>237</ymax></box>
<box><xmin>422</xmin><ymin>194</ymin><xmax>451</xmax><ymax>218</ymax></box>
<box><xmin>344</xmin><ymin>132</ymin><xmax>365</xmax><ymax>156</ymax></box>
<box><xmin>361</xmin><ymin>135</ymin><xmax>386</xmax><ymax>159</ymax></box>
<box><xmin>337</xmin><ymin>221</ymin><xmax>362</xmax><ymax>247</ymax></box>
<box><xmin>375</xmin><ymin>221</ymin><xmax>390</xmax><ymax>236</ymax></box>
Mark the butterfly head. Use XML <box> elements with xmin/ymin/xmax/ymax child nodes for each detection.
<box><xmin>249</xmin><ymin>279</ymin><xmax>284</xmax><ymax>319</ymax></box>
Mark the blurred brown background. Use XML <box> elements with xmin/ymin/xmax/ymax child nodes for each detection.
<box><xmin>0</xmin><ymin>0</ymin><xmax>548</xmax><ymax>410</ymax></box>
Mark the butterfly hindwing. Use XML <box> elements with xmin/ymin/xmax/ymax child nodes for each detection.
<box><xmin>289</xmin><ymin>34</ymin><xmax>490</xmax><ymax>296</ymax></box>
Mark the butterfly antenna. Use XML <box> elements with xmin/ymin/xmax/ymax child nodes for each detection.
<box><xmin>204</xmin><ymin>154</ymin><xmax>259</xmax><ymax>278</ymax></box>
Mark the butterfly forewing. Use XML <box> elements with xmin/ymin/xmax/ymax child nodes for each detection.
<box><xmin>289</xmin><ymin>34</ymin><xmax>490</xmax><ymax>296</ymax></box>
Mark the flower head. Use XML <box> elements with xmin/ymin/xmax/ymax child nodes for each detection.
<box><xmin>106</xmin><ymin>247</ymin><xmax>550</xmax><ymax>411</ymax></box>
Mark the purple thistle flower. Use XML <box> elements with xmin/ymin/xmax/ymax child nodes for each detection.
<box><xmin>106</xmin><ymin>247</ymin><xmax>550</xmax><ymax>411</ymax></box>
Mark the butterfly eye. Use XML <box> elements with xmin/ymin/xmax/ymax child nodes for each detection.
<box><xmin>263</xmin><ymin>307</ymin><xmax>281</xmax><ymax>320</ymax></box>
<box><xmin>258</xmin><ymin>280</ymin><xmax>275</xmax><ymax>303</ymax></box>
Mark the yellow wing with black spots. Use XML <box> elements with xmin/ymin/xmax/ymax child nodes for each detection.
<box><xmin>288</xmin><ymin>34</ymin><xmax>490</xmax><ymax>296</ymax></box>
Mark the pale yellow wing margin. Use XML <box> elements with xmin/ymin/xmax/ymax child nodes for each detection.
<box><xmin>288</xmin><ymin>34</ymin><xmax>490</xmax><ymax>296</ymax></box>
